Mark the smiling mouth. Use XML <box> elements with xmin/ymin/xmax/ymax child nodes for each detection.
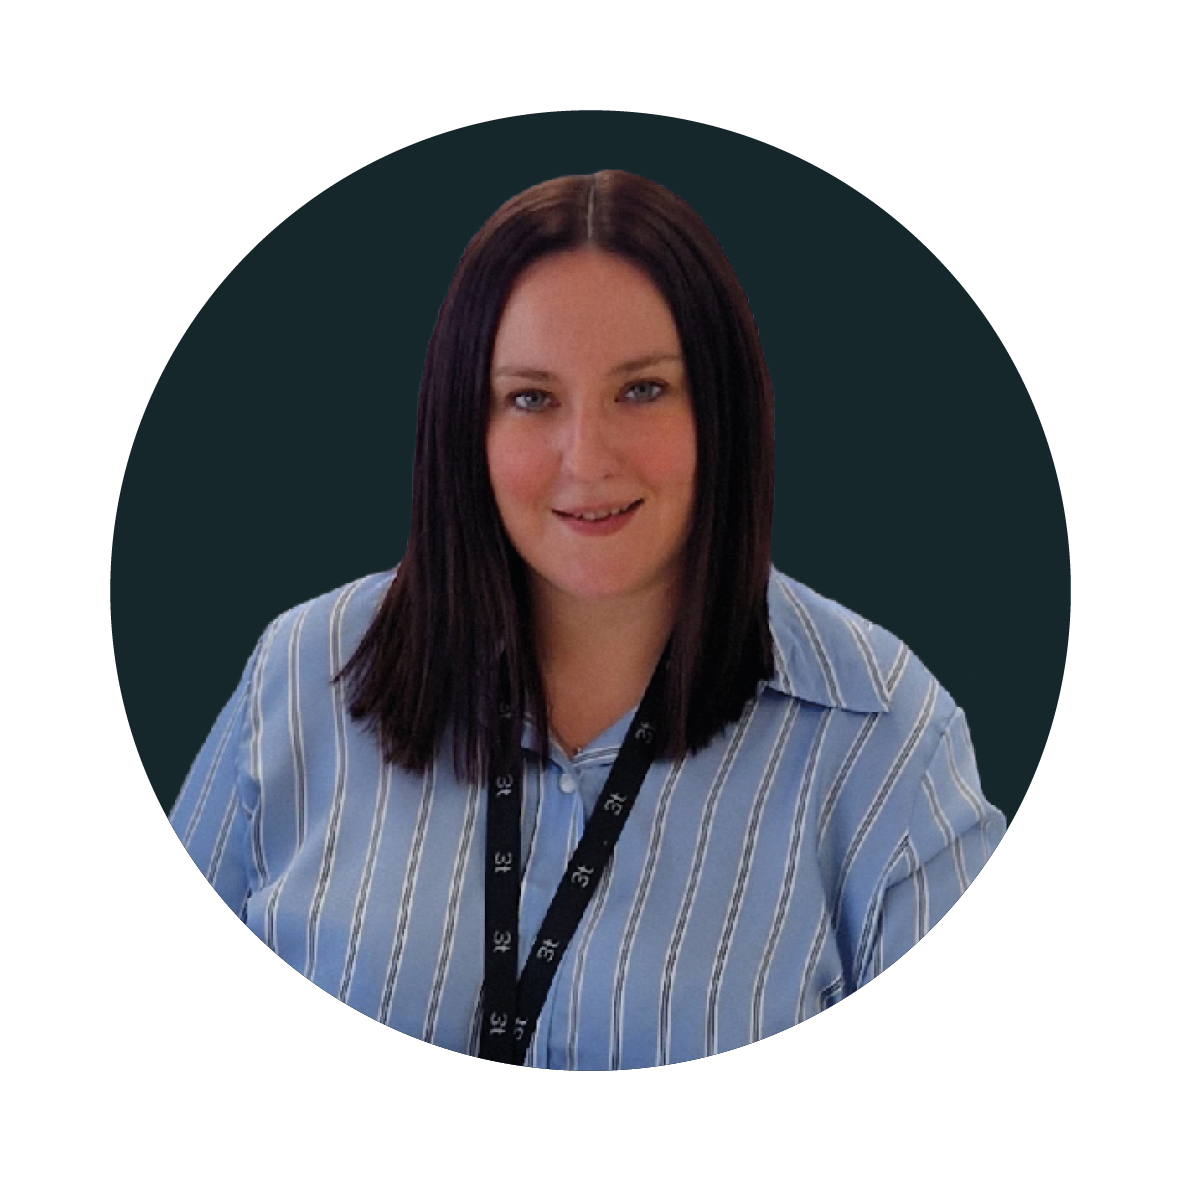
<box><xmin>554</xmin><ymin>499</ymin><xmax>643</xmax><ymax>523</ymax></box>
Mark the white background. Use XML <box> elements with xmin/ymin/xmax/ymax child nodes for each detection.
<box><xmin>4</xmin><ymin>2</ymin><xmax>1176</xmax><ymax>1177</ymax></box>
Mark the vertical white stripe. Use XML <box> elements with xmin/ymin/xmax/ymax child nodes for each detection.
<box><xmin>339</xmin><ymin>759</ymin><xmax>393</xmax><ymax>1002</ymax></box>
<box><xmin>564</xmin><ymin>857</ymin><xmax>616</xmax><ymax>1070</ymax></box>
<box><xmin>422</xmin><ymin>783</ymin><xmax>479</xmax><ymax>1043</ymax></box>
<box><xmin>777</xmin><ymin>577</ymin><xmax>846</xmax><ymax>707</ymax></box>
<box><xmin>606</xmin><ymin>760</ymin><xmax>686</xmax><ymax>1070</ymax></box>
<box><xmin>287</xmin><ymin>604</ymin><xmax>310</xmax><ymax>849</ymax></box>
<box><xmin>705</xmin><ymin>700</ymin><xmax>799</xmax><ymax>1056</ymax></box>
<box><xmin>248</xmin><ymin>618</ymin><xmax>282</xmax><ymax>883</ymax></box>
<box><xmin>305</xmin><ymin>583</ymin><xmax>361</xmax><ymax>979</ymax></box>
<box><xmin>181</xmin><ymin>689</ymin><xmax>248</xmax><ymax>845</ymax></box>
<box><xmin>752</xmin><ymin>709</ymin><xmax>832</xmax><ymax>1041</ymax></box>
<box><xmin>656</xmin><ymin>701</ymin><xmax>759</xmax><ymax>1065</ymax></box>
<box><xmin>921</xmin><ymin>769</ymin><xmax>969</xmax><ymax>895</ymax></box>
<box><xmin>853</xmin><ymin>839</ymin><xmax>912</xmax><ymax>985</ymax></box>
<box><xmin>378</xmin><ymin>764</ymin><xmax>435</xmax><ymax>1025</ymax></box>
<box><xmin>841</xmin><ymin>614</ymin><xmax>888</xmax><ymax>704</ymax></box>
<box><xmin>832</xmin><ymin>675</ymin><xmax>938</xmax><ymax>918</ymax></box>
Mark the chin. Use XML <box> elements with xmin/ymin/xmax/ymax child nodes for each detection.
<box><xmin>537</xmin><ymin>563</ymin><xmax>676</xmax><ymax>606</ymax></box>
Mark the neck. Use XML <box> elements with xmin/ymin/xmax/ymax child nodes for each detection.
<box><xmin>530</xmin><ymin>575</ymin><xmax>678</xmax><ymax>754</ymax></box>
<box><xmin>533</xmin><ymin>577</ymin><xmax>676</xmax><ymax>676</ymax></box>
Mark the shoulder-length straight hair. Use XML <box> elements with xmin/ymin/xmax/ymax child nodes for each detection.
<box><xmin>341</xmin><ymin>171</ymin><xmax>775</xmax><ymax>782</ymax></box>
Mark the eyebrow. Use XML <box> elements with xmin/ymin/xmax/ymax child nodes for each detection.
<box><xmin>491</xmin><ymin>352</ymin><xmax>683</xmax><ymax>381</ymax></box>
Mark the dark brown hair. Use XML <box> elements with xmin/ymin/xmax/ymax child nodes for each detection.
<box><xmin>340</xmin><ymin>171</ymin><xmax>775</xmax><ymax>781</ymax></box>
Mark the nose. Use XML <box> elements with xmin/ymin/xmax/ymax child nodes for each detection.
<box><xmin>561</xmin><ymin>398</ymin><xmax>620</xmax><ymax>481</ymax></box>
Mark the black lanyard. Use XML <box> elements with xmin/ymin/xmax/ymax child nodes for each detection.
<box><xmin>479</xmin><ymin>657</ymin><xmax>667</xmax><ymax>1065</ymax></box>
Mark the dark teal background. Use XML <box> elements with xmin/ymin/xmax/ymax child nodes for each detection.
<box><xmin>111</xmin><ymin>111</ymin><xmax>1069</xmax><ymax>822</ymax></box>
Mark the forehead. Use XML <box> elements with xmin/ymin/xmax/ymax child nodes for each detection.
<box><xmin>491</xmin><ymin>249</ymin><xmax>681</xmax><ymax>370</ymax></box>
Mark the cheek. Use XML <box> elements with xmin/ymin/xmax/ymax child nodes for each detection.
<box><xmin>487</xmin><ymin>428</ymin><xmax>550</xmax><ymax>517</ymax></box>
<box><xmin>645</xmin><ymin>417</ymin><xmax>697</xmax><ymax>502</ymax></box>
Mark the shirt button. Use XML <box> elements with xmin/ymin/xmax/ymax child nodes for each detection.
<box><xmin>558</xmin><ymin>772</ymin><xmax>576</xmax><ymax>795</ymax></box>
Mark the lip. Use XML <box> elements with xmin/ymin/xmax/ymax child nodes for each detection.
<box><xmin>554</xmin><ymin>498</ymin><xmax>642</xmax><ymax>519</ymax></box>
<box><xmin>553</xmin><ymin>498</ymin><xmax>643</xmax><ymax>535</ymax></box>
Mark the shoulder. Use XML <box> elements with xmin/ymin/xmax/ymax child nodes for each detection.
<box><xmin>764</xmin><ymin>573</ymin><xmax>987</xmax><ymax>918</ymax></box>
<box><xmin>765</xmin><ymin>567</ymin><xmax>958</xmax><ymax>758</ymax></box>
<box><xmin>250</xmin><ymin>569</ymin><xmax>395</xmax><ymax>683</ymax></box>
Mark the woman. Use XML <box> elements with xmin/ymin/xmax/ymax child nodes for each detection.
<box><xmin>172</xmin><ymin>171</ymin><xmax>1005</xmax><ymax>1069</ymax></box>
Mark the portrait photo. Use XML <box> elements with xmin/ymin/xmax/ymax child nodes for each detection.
<box><xmin>111</xmin><ymin>112</ymin><xmax>1069</xmax><ymax>1070</ymax></box>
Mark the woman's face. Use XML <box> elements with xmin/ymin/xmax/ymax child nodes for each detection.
<box><xmin>487</xmin><ymin>248</ymin><xmax>697</xmax><ymax>615</ymax></box>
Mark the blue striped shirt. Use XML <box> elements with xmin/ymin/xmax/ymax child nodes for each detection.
<box><xmin>171</xmin><ymin>568</ymin><xmax>1005</xmax><ymax>1069</ymax></box>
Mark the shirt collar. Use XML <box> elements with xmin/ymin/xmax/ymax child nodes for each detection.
<box><xmin>763</xmin><ymin>569</ymin><xmax>891</xmax><ymax>714</ymax></box>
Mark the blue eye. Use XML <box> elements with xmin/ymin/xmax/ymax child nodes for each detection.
<box><xmin>621</xmin><ymin>380</ymin><xmax>666</xmax><ymax>403</ymax></box>
<box><xmin>511</xmin><ymin>390</ymin><xmax>552</xmax><ymax>412</ymax></box>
